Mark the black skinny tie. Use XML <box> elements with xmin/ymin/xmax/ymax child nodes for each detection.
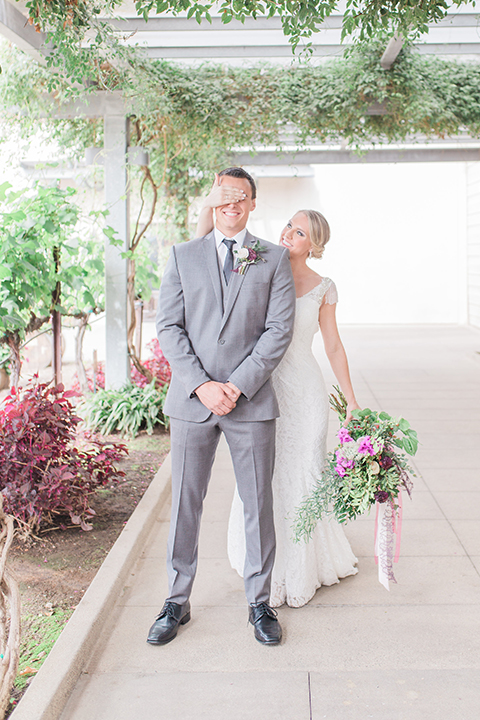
<box><xmin>222</xmin><ymin>238</ymin><xmax>235</xmax><ymax>285</ymax></box>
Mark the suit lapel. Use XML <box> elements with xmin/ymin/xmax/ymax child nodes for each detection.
<box><xmin>203</xmin><ymin>231</ymin><xmax>223</xmax><ymax>313</ymax></box>
<box><xmin>219</xmin><ymin>231</ymin><xmax>255</xmax><ymax>333</ymax></box>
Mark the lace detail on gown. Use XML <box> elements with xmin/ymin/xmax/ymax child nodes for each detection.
<box><xmin>227</xmin><ymin>277</ymin><xmax>358</xmax><ymax>607</ymax></box>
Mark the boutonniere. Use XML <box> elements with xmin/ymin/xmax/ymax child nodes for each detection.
<box><xmin>233</xmin><ymin>241</ymin><xmax>267</xmax><ymax>275</ymax></box>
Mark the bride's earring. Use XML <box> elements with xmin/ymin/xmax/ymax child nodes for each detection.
<box><xmin>308</xmin><ymin>248</ymin><xmax>313</xmax><ymax>259</ymax></box>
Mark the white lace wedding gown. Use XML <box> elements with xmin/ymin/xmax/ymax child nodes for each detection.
<box><xmin>227</xmin><ymin>277</ymin><xmax>358</xmax><ymax>607</ymax></box>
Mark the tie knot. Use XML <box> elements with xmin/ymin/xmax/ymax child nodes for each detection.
<box><xmin>222</xmin><ymin>238</ymin><xmax>235</xmax><ymax>251</ymax></box>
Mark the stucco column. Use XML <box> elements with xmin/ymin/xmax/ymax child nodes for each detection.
<box><xmin>104</xmin><ymin>106</ymin><xmax>130</xmax><ymax>389</ymax></box>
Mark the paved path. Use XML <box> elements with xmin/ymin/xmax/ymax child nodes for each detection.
<box><xmin>60</xmin><ymin>326</ymin><xmax>480</xmax><ymax>720</ymax></box>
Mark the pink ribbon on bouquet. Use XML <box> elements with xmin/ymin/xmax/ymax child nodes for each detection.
<box><xmin>374</xmin><ymin>491</ymin><xmax>403</xmax><ymax>591</ymax></box>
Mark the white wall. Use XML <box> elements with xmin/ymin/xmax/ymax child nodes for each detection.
<box><xmin>249</xmin><ymin>162</ymin><xmax>468</xmax><ymax>324</ymax></box>
<box><xmin>466</xmin><ymin>162</ymin><xmax>480</xmax><ymax>328</ymax></box>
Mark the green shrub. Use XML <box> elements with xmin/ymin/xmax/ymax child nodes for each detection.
<box><xmin>80</xmin><ymin>381</ymin><xmax>168</xmax><ymax>438</ymax></box>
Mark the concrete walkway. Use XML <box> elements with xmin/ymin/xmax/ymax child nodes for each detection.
<box><xmin>24</xmin><ymin>326</ymin><xmax>480</xmax><ymax>718</ymax></box>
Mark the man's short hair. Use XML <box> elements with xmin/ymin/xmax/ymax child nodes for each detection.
<box><xmin>218</xmin><ymin>167</ymin><xmax>257</xmax><ymax>200</ymax></box>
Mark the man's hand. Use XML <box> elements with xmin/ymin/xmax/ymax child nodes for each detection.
<box><xmin>195</xmin><ymin>381</ymin><xmax>237</xmax><ymax>416</ymax></box>
<box><xmin>224</xmin><ymin>382</ymin><xmax>241</xmax><ymax>403</ymax></box>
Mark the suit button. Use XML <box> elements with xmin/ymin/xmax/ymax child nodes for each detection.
<box><xmin>219</xmin><ymin>339</ymin><xmax>225</xmax><ymax>345</ymax></box>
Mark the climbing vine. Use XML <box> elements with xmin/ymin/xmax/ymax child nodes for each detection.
<box><xmin>3</xmin><ymin>35</ymin><xmax>480</xmax><ymax>245</ymax></box>
<box><xmin>2</xmin><ymin>36</ymin><xmax>480</xmax><ymax>379</ymax></box>
<box><xmin>19</xmin><ymin>0</ymin><xmax>477</xmax><ymax>84</ymax></box>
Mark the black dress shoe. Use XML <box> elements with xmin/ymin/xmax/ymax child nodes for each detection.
<box><xmin>147</xmin><ymin>600</ymin><xmax>191</xmax><ymax>645</ymax></box>
<box><xmin>249</xmin><ymin>602</ymin><xmax>282</xmax><ymax>645</ymax></box>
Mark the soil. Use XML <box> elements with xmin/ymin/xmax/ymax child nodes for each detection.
<box><xmin>7</xmin><ymin>428</ymin><xmax>170</xmax><ymax>712</ymax></box>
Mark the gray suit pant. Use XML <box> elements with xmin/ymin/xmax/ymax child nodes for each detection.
<box><xmin>167</xmin><ymin>414</ymin><xmax>276</xmax><ymax>606</ymax></box>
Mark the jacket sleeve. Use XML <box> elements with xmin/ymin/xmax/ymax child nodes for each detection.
<box><xmin>156</xmin><ymin>246</ymin><xmax>211</xmax><ymax>397</ymax></box>
<box><xmin>228</xmin><ymin>248</ymin><xmax>295</xmax><ymax>400</ymax></box>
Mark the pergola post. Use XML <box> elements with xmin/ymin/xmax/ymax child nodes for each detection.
<box><xmin>380</xmin><ymin>35</ymin><xmax>404</xmax><ymax>69</ymax></box>
<box><xmin>104</xmin><ymin>105</ymin><xmax>130</xmax><ymax>389</ymax></box>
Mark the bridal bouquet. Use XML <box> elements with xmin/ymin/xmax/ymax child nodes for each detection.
<box><xmin>294</xmin><ymin>388</ymin><xmax>418</xmax><ymax>589</ymax></box>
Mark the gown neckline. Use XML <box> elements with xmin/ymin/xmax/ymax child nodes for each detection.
<box><xmin>296</xmin><ymin>278</ymin><xmax>325</xmax><ymax>300</ymax></box>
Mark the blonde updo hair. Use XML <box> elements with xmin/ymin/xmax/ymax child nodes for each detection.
<box><xmin>298</xmin><ymin>209</ymin><xmax>330</xmax><ymax>259</ymax></box>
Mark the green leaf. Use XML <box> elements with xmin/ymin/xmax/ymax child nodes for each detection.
<box><xmin>103</xmin><ymin>226</ymin><xmax>122</xmax><ymax>247</ymax></box>
<box><xmin>82</xmin><ymin>291</ymin><xmax>96</xmax><ymax>306</ymax></box>
<box><xmin>43</xmin><ymin>220</ymin><xmax>56</xmax><ymax>234</ymax></box>
<box><xmin>9</xmin><ymin>210</ymin><xmax>26</xmax><ymax>222</ymax></box>
<box><xmin>0</xmin><ymin>181</ymin><xmax>12</xmax><ymax>202</ymax></box>
<box><xmin>0</xmin><ymin>265</ymin><xmax>12</xmax><ymax>279</ymax></box>
<box><xmin>357</xmin><ymin>408</ymin><xmax>372</xmax><ymax>418</ymax></box>
<box><xmin>402</xmin><ymin>436</ymin><xmax>418</xmax><ymax>456</ymax></box>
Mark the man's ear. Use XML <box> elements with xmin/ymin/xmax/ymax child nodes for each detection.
<box><xmin>251</xmin><ymin>198</ymin><xmax>256</xmax><ymax>212</ymax></box>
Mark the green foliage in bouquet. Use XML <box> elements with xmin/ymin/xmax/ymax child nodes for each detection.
<box><xmin>80</xmin><ymin>382</ymin><xmax>169</xmax><ymax>438</ymax></box>
<box><xmin>294</xmin><ymin>388</ymin><xmax>417</xmax><ymax>540</ymax></box>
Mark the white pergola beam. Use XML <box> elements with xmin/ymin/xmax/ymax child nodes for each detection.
<box><xmin>106</xmin><ymin>13</ymin><xmax>480</xmax><ymax>33</ymax></box>
<box><xmin>46</xmin><ymin>91</ymin><xmax>126</xmax><ymax>119</ymax></box>
<box><xmin>3</xmin><ymin>6</ymin><xmax>480</xmax><ymax>66</ymax></box>
<box><xmin>0</xmin><ymin>0</ymin><xmax>47</xmax><ymax>62</ymax></box>
<box><xmin>138</xmin><ymin>42</ymin><xmax>480</xmax><ymax>59</ymax></box>
<box><xmin>141</xmin><ymin>44</ymin><xmax>346</xmax><ymax>58</ymax></box>
<box><xmin>234</xmin><ymin>148</ymin><xmax>480</xmax><ymax>165</ymax></box>
<box><xmin>381</xmin><ymin>35</ymin><xmax>404</xmax><ymax>69</ymax></box>
<box><xmin>416</xmin><ymin>42</ymin><xmax>480</xmax><ymax>54</ymax></box>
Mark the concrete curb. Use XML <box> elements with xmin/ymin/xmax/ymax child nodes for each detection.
<box><xmin>10</xmin><ymin>453</ymin><xmax>172</xmax><ymax>720</ymax></box>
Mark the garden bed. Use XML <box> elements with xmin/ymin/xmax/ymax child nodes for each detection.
<box><xmin>7</xmin><ymin>429</ymin><xmax>170</xmax><ymax>715</ymax></box>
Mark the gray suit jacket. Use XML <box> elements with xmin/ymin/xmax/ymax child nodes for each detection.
<box><xmin>156</xmin><ymin>229</ymin><xmax>295</xmax><ymax>422</ymax></box>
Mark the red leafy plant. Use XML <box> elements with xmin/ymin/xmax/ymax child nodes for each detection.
<box><xmin>131</xmin><ymin>339</ymin><xmax>172</xmax><ymax>389</ymax></box>
<box><xmin>0</xmin><ymin>378</ymin><xmax>128</xmax><ymax>535</ymax></box>
<box><xmin>72</xmin><ymin>340</ymin><xmax>171</xmax><ymax>394</ymax></box>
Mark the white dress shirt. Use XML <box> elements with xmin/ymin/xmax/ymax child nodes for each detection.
<box><xmin>214</xmin><ymin>227</ymin><xmax>247</xmax><ymax>266</ymax></box>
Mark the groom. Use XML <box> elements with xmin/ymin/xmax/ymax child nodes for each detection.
<box><xmin>149</xmin><ymin>167</ymin><xmax>295</xmax><ymax>646</ymax></box>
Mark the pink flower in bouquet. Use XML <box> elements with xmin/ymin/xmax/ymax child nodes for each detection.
<box><xmin>337</xmin><ymin>428</ymin><xmax>353</xmax><ymax>444</ymax></box>
<box><xmin>358</xmin><ymin>436</ymin><xmax>375</xmax><ymax>456</ymax></box>
<box><xmin>335</xmin><ymin>450</ymin><xmax>354</xmax><ymax>473</ymax></box>
<box><xmin>335</xmin><ymin>450</ymin><xmax>349</xmax><ymax>465</ymax></box>
<box><xmin>335</xmin><ymin>464</ymin><xmax>347</xmax><ymax>477</ymax></box>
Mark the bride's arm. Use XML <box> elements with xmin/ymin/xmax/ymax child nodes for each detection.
<box><xmin>318</xmin><ymin>302</ymin><xmax>360</xmax><ymax>422</ymax></box>
<box><xmin>195</xmin><ymin>173</ymin><xmax>246</xmax><ymax>237</ymax></box>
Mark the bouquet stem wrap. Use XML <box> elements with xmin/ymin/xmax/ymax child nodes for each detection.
<box><xmin>374</xmin><ymin>492</ymin><xmax>403</xmax><ymax>590</ymax></box>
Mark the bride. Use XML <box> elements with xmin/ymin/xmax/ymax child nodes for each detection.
<box><xmin>196</xmin><ymin>177</ymin><xmax>360</xmax><ymax>608</ymax></box>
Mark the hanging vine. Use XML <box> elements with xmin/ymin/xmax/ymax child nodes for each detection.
<box><xmin>17</xmin><ymin>0</ymin><xmax>477</xmax><ymax>88</ymax></box>
<box><xmin>2</xmin><ymin>37</ymin><xmax>480</xmax><ymax>386</ymax></box>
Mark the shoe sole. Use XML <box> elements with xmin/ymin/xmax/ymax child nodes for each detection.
<box><xmin>254</xmin><ymin>636</ymin><xmax>282</xmax><ymax>646</ymax></box>
<box><xmin>146</xmin><ymin>612</ymin><xmax>191</xmax><ymax>645</ymax></box>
